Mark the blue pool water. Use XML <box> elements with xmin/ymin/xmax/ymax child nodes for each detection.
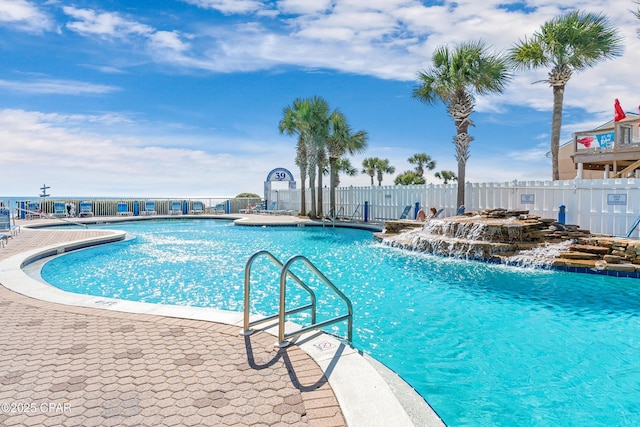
<box><xmin>41</xmin><ymin>220</ymin><xmax>640</xmax><ymax>426</ymax></box>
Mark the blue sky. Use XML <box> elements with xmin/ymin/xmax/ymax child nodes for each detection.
<box><xmin>1</xmin><ymin>0</ymin><xmax>639</xmax><ymax>198</ymax></box>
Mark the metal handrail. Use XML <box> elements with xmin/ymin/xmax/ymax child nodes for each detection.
<box><xmin>321</xmin><ymin>206</ymin><xmax>344</xmax><ymax>228</ymax></box>
<box><xmin>277</xmin><ymin>254</ymin><xmax>352</xmax><ymax>347</ymax></box>
<box><xmin>350</xmin><ymin>204</ymin><xmax>361</xmax><ymax>220</ymax></box>
<box><xmin>16</xmin><ymin>207</ymin><xmax>88</xmax><ymax>228</ymax></box>
<box><xmin>242</xmin><ymin>250</ymin><xmax>317</xmax><ymax>335</ymax></box>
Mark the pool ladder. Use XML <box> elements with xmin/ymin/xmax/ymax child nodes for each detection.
<box><xmin>241</xmin><ymin>250</ymin><xmax>353</xmax><ymax>348</ymax></box>
<box><xmin>322</xmin><ymin>206</ymin><xmax>343</xmax><ymax>227</ymax></box>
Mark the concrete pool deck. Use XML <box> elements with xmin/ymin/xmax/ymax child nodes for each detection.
<box><xmin>0</xmin><ymin>214</ymin><xmax>444</xmax><ymax>426</ymax></box>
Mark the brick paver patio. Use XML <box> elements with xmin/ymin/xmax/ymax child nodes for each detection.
<box><xmin>0</xmin><ymin>227</ymin><xmax>345</xmax><ymax>426</ymax></box>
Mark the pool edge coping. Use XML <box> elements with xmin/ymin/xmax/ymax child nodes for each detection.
<box><xmin>0</xmin><ymin>223</ymin><xmax>444</xmax><ymax>427</ymax></box>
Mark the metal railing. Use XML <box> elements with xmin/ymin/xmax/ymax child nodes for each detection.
<box><xmin>322</xmin><ymin>206</ymin><xmax>344</xmax><ymax>228</ymax></box>
<box><xmin>242</xmin><ymin>250</ymin><xmax>353</xmax><ymax>347</ymax></box>
<box><xmin>16</xmin><ymin>208</ymin><xmax>88</xmax><ymax>228</ymax></box>
<box><xmin>242</xmin><ymin>250</ymin><xmax>317</xmax><ymax>335</ymax></box>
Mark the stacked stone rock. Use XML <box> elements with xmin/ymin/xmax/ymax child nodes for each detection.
<box><xmin>383</xmin><ymin>208</ymin><xmax>640</xmax><ymax>273</ymax></box>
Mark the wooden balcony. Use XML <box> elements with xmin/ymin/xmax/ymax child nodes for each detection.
<box><xmin>571</xmin><ymin>116</ymin><xmax>640</xmax><ymax>178</ymax></box>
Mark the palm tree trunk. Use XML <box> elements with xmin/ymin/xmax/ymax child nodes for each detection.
<box><xmin>317</xmin><ymin>164</ymin><xmax>323</xmax><ymax>217</ymax></box>
<box><xmin>329</xmin><ymin>157</ymin><xmax>337</xmax><ymax>214</ymax></box>
<box><xmin>551</xmin><ymin>85</ymin><xmax>565</xmax><ymax>181</ymax></box>
<box><xmin>308</xmin><ymin>170</ymin><xmax>317</xmax><ymax>219</ymax></box>
<box><xmin>453</xmin><ymin>130</ymin><xmax>472</xmax><ymax>208</ymax></box>
<box><xmin>299</xmin><ymin>174</ymin><xmax>306</xmax><ymax>216</ymax></box>
<box><xmin>457</xmin><ymin>158</ymin><xmax>466</xmax><ymax>208</ymax></box>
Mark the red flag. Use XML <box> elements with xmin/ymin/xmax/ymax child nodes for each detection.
<box><xmin>614</xmin><ymin>99</ymin><xmax>626</xmax><ymax>122</ymax></box>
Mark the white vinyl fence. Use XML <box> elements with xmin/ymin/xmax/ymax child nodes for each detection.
<box><xmin>267</xmin><ymin>178</ymin><xmax>640</xmax><ymax>238</ymax></box>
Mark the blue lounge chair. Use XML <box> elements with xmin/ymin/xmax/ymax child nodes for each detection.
<box><xmin>53</xmin><ymin>202</ymin><xmax>67</xmax><ymax>218</ymax></box>
<box><xmin>262</xmin><ymin>201</ymin><xmax>277</xmax><ymax>214</ymax></box>
<box><xmin>214</xmin><ymin>203</ymin><xmax>225</xmax><ymax>214</ymax></box>
<box><xmin>399</xmin><ymin>205</ymin><xmax>412</xmax><ymax>220</ymax></box>
<box><xmin>374</xmin><ymin>205</ymin><xmax>412</xmax><ymax>222</ymax></box>
<box><xmin>26</xmin><ymin>202</ymin><xmax>42</xmax><ymax>219</ymax></box>
<box><xmin>190</xmin><ymin>201</ymin><xmax>204</xmax><ymax>215</ymax></box>
<box><xmin>117</xmin><ymin>202</ymin><xmax>133</xmax><ymax>216</ymax></box>
<box><xmin>0</xmin><ymin>207</ymin><xmax>18</xmax><ymax>238</ymax></box>
<box><xmin>170</xmin><ymin>201</ymin><xmax>182</xmax><ymax>215</ymax></box>
<box><xmin>142</xmin><ymin>201</ymin><xmax>157</xmax><ymax>216</ymax></box>
<box><xmin>79</xmin><ymin>201</ymin><xmax>94</xmax><ymax>217</ymax></box>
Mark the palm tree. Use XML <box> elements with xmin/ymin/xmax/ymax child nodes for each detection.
<box><xmin>375</xmin><ymin>158</ymin><xmax>395</xmax><ymax>186</ymax></box>
<box><xmin>413</xmin><ymin>39</ymin><xmax>511</xmax><ymax>208</ymax></box>
<box><xmin>326</xmin><ymin>111</ymin><xmax>368</xmax><ymax>213</ymax></box>
<box><xmin>279</xmin><ymin>96</ymin><xmax>330</xmax><ymax>218</ymax></box>
<box><xmin>306</xmin><ymin>97</ymin><xmax>331</xmax><ymax>218</ymax></box>
<box><xmin>434</xmin><ymin>170</ymin><xmax>457</xmax><ymax>184</ymax></box>
<box><xmin>394</xmin><ymin>171</ymin><xmax>426</xmax><ymax>185</ymax></box>
<box><xmin>508</xmin><ymin>11</ymin><xmax>623</xmax><ymax>181</ymax></box>
<box><xmin>361</xmin><ymin>157</ymin><xmax>379</xmax><ymax>185</ymax></box>
<box><xmin>279</xmin><ymin>98</ymin><xmax>309</xmax><ymax>215</ymax></box>
<box><xmin>332</xmin><ymin>158</ymin><xmax>358</xmax><ymax>188</ymax></box>
<box><xmin>408</xmin><ymin>153</ymin><xmax>436</xmax><ymax>177</ymax></box>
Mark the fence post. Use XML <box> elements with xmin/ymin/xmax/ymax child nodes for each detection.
<box><xmin>558</xmin><ymin>204</ymin><xmax>566</xmax><ymax>224</ymax></box>
<box><xmin>414</xmin><ymin>201</ymin><xmax>420</xmax><ymax>220</ymax></box>
<box><xmin>364</xmin><ymin>201</ymin><xmax>369</xmax><ymax>222</ymax></box>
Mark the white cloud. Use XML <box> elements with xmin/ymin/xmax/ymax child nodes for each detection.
<box><xmin>276</xmin><ymin>0</ymin><xmax>332</xmax><ymax>15</ymax></box>
<box><xmin>0</xmin><ymin>109</ymin><xmax>296</xmax><ymax>197</ymax></box>
<box><xmin>148</xmin><ymin>30</ymin><xmax>191</xmax><ymax>53</ymax></box>
<box><xmin>53</xmin><ymin>0</ymin><xmax>640</xmax><ymax>118</ymax></box>
<box><xmin>0</xmin><ymin>0</ymin><xmax>51</xmax><ymax>32</ymax></box>
<box><xmin>63</xmin><ymin>6</ymin><xmax>153</xmax><ymax>38</ymax></box>
<box><xmin>181</xmin><ymin>0</ymin><xmax>265</xmax><ymax>15</ymax></box>
<box><xmin>0</xmin><ymin>78</ymin><xmax>120</xmax><ymax>95</ymax></box>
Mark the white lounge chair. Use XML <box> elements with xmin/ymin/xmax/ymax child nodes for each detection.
<box><xmin>142</xmin><ymin>201</ymin><xmax>157</xmax><ymax>216</ymax></box>
<box><xmin>190</xmin><ymin>201</ymin><xmax>204</xmax><ymax>215</ymax></box>
<box><xmin>0</xmin><ymin>207</ymin><xmax>18</xmax><ymax>238</ymax></box>
<box><xmin>79</xmin><ymin>201</ymin><xmax>94</xmax><ymax>218</ymax></box>
<box><xmin>170</xmin><ymin>201</ymin><xmax>182</xmax><ymax>215</ymax></box>
<box><xmin>53</xmin><ymin>202</ymin><xmax>67</xmax><ymax>218</ymax></box>
<box><xmin>26</xmin><ymin>202</ymin><xmax>42</xmax><ymax>219</ymax></box>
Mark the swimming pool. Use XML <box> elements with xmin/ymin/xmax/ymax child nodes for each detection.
<box><xmin>40</xmin><ymin>219</ymin><xmax>640</xmax><ymax>426</ymax></box>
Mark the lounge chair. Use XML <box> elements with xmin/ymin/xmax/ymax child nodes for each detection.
<box><xmin>26</xmin><ymin>202</ymin><xmax>42</xmax><ymax>219</ymax></box>
<box><xmin>117</xmin><ymin>202</ymin><xmax>133</xmax><ymax>216</ymax></box>
<box><xmin>53</xmin><ymin>202</ymin><xmax>67</xmax><ymax>218</ymax></box>
<box><xmin>169</xmin><ymin>201</ymin><xmax>182</xmax><ymax>215</ymax></box>
<box><xmin>190</xmin><ymin>201</ymin><xmax>204</xmax><ymax>215</ymax></box>
<box><xmin>374</xmin><ymin>205</ymin><xmax>413</xmax><ymax>222</ymax></box>
<box><xmin>213</xmin><ymin>203</ymin><xmax>225</xmax><ymax>214</ymax></box>
<box><xmin>79</xmin><ymin>201</ymin><xmax>94</xmax><ymax>218</ymax></box>
<box><xmin>430</xmin><ymin>208</ymin><xmax>444</xmax><ymax>218</ymax></box>
<box><xmin>0</xmin><ymin>207</ymin><xmax>18</xmax><ymax>238</ymax></box>
<box><xmin>240</xmin><ymin>203</ymin><xmax>259</xmax><ymax>214</ymax></box>
<box><xmin>142</xmin><ymin>201</ymin><xmax>157</xmax><ymax>216</ymax></box>
<box><xmin>262</xmin><ymin>201</ymin><xmax>277</xmax><ymax>214</ymax></box>
<box><xmin>399</xmin><ymin>205</ymin><xmax>412</xmax><ymax>220</ymax></box>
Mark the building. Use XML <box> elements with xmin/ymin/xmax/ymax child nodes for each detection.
<box><xmin>557</xmin><ymin>113</ymin><xmax>640</xmax><ymax>180</ymax></box>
